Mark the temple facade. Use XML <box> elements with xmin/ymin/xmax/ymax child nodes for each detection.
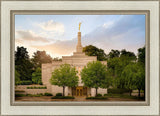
<box><xmin>42</xmin><ymin>30</ymin><xmax>107</xmax><ymax>97</ymax></box>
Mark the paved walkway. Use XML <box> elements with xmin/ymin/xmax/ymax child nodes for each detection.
<box><xmin>15</xmin><ymin>96</ymin><xmax>144</xmax><ymax>101</ymax></box>
<box><xmin>74</xmin><ymin>96</ymin><xmax>86</xmax><ymax>101</ymax></box>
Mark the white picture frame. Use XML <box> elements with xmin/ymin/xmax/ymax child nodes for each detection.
<box><xmin>1</xmin><ymin>0</ymin><xmax>159</xmax><ymax>115</ymax></box>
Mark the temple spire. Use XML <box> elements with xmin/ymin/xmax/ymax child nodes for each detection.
<box><xmin>76</xmin><ymin>22</ymin><xmax>83</xmax><ymax>53</ymax></box>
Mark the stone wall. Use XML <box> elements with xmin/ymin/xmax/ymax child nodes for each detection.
<box><xmin>15</xmin><ymin>85</ymin><xmax>49</xmax><ymax>95</ymax></box>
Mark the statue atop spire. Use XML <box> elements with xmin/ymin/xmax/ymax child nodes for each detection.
<box><xmin>76</xmin><ymin>22</ymin><xmax>83</xmax><ymax>53</ymax></box>
<box><xmin>79</xmin><ymin>22</ymin><xmax>82</xmax><ymax>31</ymax></box>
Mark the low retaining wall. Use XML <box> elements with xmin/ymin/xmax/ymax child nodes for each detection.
<box><xmin>15</xmin><ymin>85</ymin><xmax>49</xmax><ymax>95</ymax></box>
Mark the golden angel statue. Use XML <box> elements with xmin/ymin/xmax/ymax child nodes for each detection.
<box><xmin>79</xmin><ymin>22</ymin><xmax>82</xmax><ymax>31</ymax></box>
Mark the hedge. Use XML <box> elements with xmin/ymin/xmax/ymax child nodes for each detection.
<box><xmin>27</xmin><ymin>86</ymin><xmax>47</xmax><ymax>89</ymax></box>
<box><xmin>15</xmin><ymin>93</ymin><xmax>54</xmax><ymax>97</ymax></box>
<box><xmin>44</xmin><ymin>93</ymin><xmax>53</xmax><ymax>96</ymax></box>
<box><xmin>56</xmin><ymin>93</ymin><xmax>62</xmax><ymax>96</ymax></box>
<box><xmin>108</xmin><ymin>88</ymin><xmax>130</xmax><ymax>94</ymax></box>
<box><xmin>51</xmin><ymin>96</ymin><xmax>75</xmax><ymax>99</ymax></box>
<box><xmin>19</xmin><ymin>81</ymin><xmax>32</xmax><ymax>85</ymax></box>
<box><xmin>86</xmin><ymin>96</ymin><xmax>107</xmax><ymax>99</ymax></box>
<box><xmin>26</xmin><ymin>93</ymin><xmax>43</xmax><ymax>97</ymax></box>
<box><xmin>15</xmin><ymin>94</ymin><xmax>25</xmax><ymax>97</ymax></box>
<box><xmin>96</xmin><ymin>94</ymin><xmax>102</xmax><ymax>97</ymax></box>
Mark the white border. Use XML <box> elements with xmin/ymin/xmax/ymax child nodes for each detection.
<box><xmin>1</xmin><ymin>1</ymin><xmax>159</xmax><ymax>115</ymax></box>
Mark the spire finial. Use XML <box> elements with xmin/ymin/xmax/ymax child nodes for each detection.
<box><xmin>79</xmin><ymin>22</ymin><xmax>82</xmax><ymax>31</ymax></box>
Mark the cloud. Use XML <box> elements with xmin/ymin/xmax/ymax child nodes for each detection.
<box><xmin>38</xmin><ymin>20</ymin><xmax>65</xmax><ymax>34</ymax></box>
<box><xmin>15</xmin><ymin>30</ymin><xmax>50</xmax><ymax>44</ymax></box>
<box><xmin>31</xmin><ymin>39</ymin><xmax>76</xmax><ymax>56</ymax></box>
<box><xmin>82</xmin><ymin>15</ymin><xmax>145</xmax><ymax>54</ymax></box>
<box><xmin>15</xmin><ymin>15</ymin><xmax>145</xmax><ymax>58</ymax></box>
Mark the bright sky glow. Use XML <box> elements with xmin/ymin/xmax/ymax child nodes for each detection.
<box><xmin>15</xmin><ymin>15</ymin><xmax>145</xmax><ymax>58</ymax></box>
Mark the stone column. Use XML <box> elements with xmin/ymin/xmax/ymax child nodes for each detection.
<box><xmin>76</xmin><ymin>32</ymin><xmax>83</xmax><ymax>53</ymax></box>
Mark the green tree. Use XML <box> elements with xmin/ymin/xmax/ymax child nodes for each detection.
<box><xmin>31</xmin><ymin>51</ymin><xmax>52</xmax><ymax>70</ymax></box>
<box><xmin>135</xmin><ymin>63</ymin><xmax>145</xmax><ymax>97</ymax></box>
<box><xmin>15</xmin><ymin>46</ymin><xmax>33</xmax><ymax>81</ymax></box>
<box><xmin>120</xmin><ymin>63</ymin><xmax>136</xmax><ymax>96</ymax></box>
<box><xmin>120</xmin><ymin>49</ymin><xmax>136</xmax><ymax>61</ymax></box>
<box><xmin>121</xmin><ymin>63</ymin><xmax>145</xmax><ymax>96</ymax></box>
<box><xmin>83</xmin><ymin>45</ymin><xmax>107</xmax><ymax>61</ymax></box>
<box><xmin>137</xmin><ymin>46</ymin><xmax>145</xmax><ymax>97</ymax></box>
<box><xmin>50</xmin><ymin>64</ymin><xmax>79</xmax><ymax>96</ymax></box>
<box><xmin>107</xmin><ymin>49</ymin><xmax>120</xmax><ymax>59</ymax></box>
<box><xmin>81</xmin><ymin>61</ymin><xmax>111</xmax><ymax>96</ymax></box>
<box><xmin>138</xmin><ymin>47</ymin><xmax>145</xmax><ymax>65</ymax></box>
<box><xmin>15</xmin><ymin>69</ymin><xmax>21</xmax><ymax>85</ymax></box>
<box><xmin>32</xmin><ymin>67</ymin><xmax>42</xmax><ymax>84</ymax></box>
<box><xmin>107</xmin><ymin>49</ymin><xmax>137</xmax><ymax>88</ymax></box>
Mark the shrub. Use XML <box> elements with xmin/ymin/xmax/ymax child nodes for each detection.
<box><xmin>86</xmin><ymin>96</ymin><xmax>107</xmax><ymax>99</ymax></box>
<box><xmin>51</xmin><ymin>96</ymin><xmax>75</xmax><ymax>99</ymax></box>
<box><xmin>44</xmin><ymin>93</ymin><xmax>53</xmax><ymax>96</ymax></box>
<box><xmin>56</xmin><ymin>93</ymin><xmax>62</xmax><ymax>96</ymax></box>
<box><xmin>96</xmin><ymin>94</ymin><xmax>102</xmax><ymax>97</ymax></box>
<box><xmin>26</xmin><ymin>86</ymin><xmax>47</xmax><ymax>89</ymax></box>
<box><xmin>26</xmin><ymin>93</ymin><xmax>43</xmax><ymax>97</ymax></box>
<box><xmin>34</xmin><ymin>94</ymin><xmax>43</xmax><ymax>97</ymax></box>
<box><xmin>26</xmin><ymin>94</ymin><xmax>32</xmax><ymax>96</ymax></box>
<box><xmin>15</xmin><ymin>94</ymin><xmax>25</xmax><ymax>97</ymax></box>
<box><xmin>20</xmin><ymin>81</ymin><xmax>32</xmax><ymax>85</ymax></box>
<box><xmin>108</xmin><ymin>88</ymin><xmax>130</xmax><ymax>94</ymax></box>
<box><xmin>39</xmin><ymin>82</ymin><xmax>43</xmax><ymax>85</ymax></box>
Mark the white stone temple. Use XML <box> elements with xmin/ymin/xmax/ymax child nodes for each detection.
<box><xmin>42</xmin><ymin>24</ymin><xmax>107</xmax><ymax>96</ymax></box>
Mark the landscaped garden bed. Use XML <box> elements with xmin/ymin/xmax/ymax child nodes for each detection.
<box><xmin>15</xmin><ymin>92</ymin><xmax>53</xmax><ymax>97</ymax></box>
<box><xmin>51</xmin><ymin>96</ymin><xmax>75</xmax><ymax>99</ymax></box>
<box><xmin>86</xmin><ymin>96</ymin><xmax>108</xmax><ymax>100</ymax></box>
<box><xmin>27</xmin><ymin>86</ymin><xmax>47</xmax><ymax>89</ymax></box>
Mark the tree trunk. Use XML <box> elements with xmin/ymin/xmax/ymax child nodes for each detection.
<box><xmin>63</xmin><ymin>86</ymin><xmax>65</xmax><ymax>96</ymax></box>
<box><xmin>96</xmin><ymin>88</ymin><xmax>98</xmax><ymax>96</ymax></box>
<box><xmin>138</xmin><ymin>89</ymin><xmax>141</xmax><ymax>98</ymax></box>
<box><xmin>129</xmin><ymin>89</ymin><xmax>132</xmax><ymax>96</ymax></box>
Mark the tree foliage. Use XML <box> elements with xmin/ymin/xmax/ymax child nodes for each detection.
<box><xmin>15</xmin><ymin>46</ymin><xmax>33</xmax><ymax>81</ymax></box>
<box><xmin>107</xmin><ymin>49</ymin><xmax>120</xmax><ymax>59</ymax></box>
<box><xmin>120</xmin><ymin>62</ymin><xmax>145</xmax><ymax>96</ymax></box>
<box><xmin>31</xmin><ymin>51</ymin><xmax>53</xmax><ymax>69</ymax></box>
<box><xmin>81</xmin><ymin>61</ymin><xmax>112</xmax><ymax>96</ymax></box>
<box><xmin>50</xmin><ymin>64</ymin><xmax>79</xmax><ymax>96</ymax></box>
<box><xmin>15</xmin><ymin>69</ymin><xmax>21</xmax><ymax>85</ymax></box>
<box><xmin>138</xmin><ymin>47</ymin><xmax>145</xmax><ymax>65</ymax></box>
<box><xmin>32</xmin><ymin>67</ymin><xmax>42</xmax><ymax>84</ymax></box>
<box><xmin>83</xmin><ymin>45</ymin><xmax>107</xmax><ymax>61</ymax></box>
<box><xmin>107</xmin><ymin>49</ymin><xmax>137</xmax><ymax>88</ymax></box>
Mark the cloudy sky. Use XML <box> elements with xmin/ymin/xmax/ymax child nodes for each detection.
<box><xmin>15</xmin><ymin>15</ymin><xmax>145</xmax><ymax>58</ymax></box>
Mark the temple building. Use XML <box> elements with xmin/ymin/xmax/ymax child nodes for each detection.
<box><xmin>42</xmin><ymin>24</ymin><xmax>107</xmax><ymax>96</ymax></box>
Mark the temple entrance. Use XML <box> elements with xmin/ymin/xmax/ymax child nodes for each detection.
<box><xmin>72</xmin><ymin>86</ymin><xmax>87</xmax><ymax>96</ymax></box>
<box><xmin>76</xmin><ymin>86</ymin><xmax>83</xmax><ymax>96</ymax></box>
